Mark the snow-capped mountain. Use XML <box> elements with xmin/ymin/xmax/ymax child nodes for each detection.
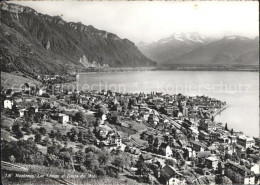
<box><xmin>157</xmin><ymin>32</ymin><xmax>206</xmax><ymax>44</ymax></box>
<box><xmin>138</xmin><ymin>33</ymin><xmax>258</xmax><ymax>66</ymax></box>
<box><xmin>138</xmin><ymin>32</ymin><xmax>210</xmax><ymax>63</ymax></box>
<box><xmin>223</xmin><ymin>35</ymin><xmax>249</xmax><ymax>41</ymax></box>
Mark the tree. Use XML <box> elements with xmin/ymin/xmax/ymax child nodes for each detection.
<box><xmin>42</xmin><ymin>137</ymin><xmax>52</xmax><ymax>146</ymax></box>
<box><xmin>85</xmin><ymin>145</ymin><xmax>100</xmax><ymax>153</ymax></box>
<box><xmin>35</xmin><ymin>113</ymin><xmax>43</xmax><ymax>123</ymax></box>
<box><xmin>22</xmin><ymin>122</ymin><xmax>32</xmax><ymax>134</ymax></box>
<box><xmin>97</xmin><ymin>106</ymin><xmax>107</xmax><ymax>118</ymax></box>
<box><xmin>12</xmin><ymin>123</ymin><xmax>21</xmax><ymax>133</ymax></box>
<box><xmin>222</xmin><ymin>176</ymin><xmax>232</xmax><ymax>184</ymax></box>
<box><xmin>98</xmin><ymin>151</ymin><xmax>111</xmax><ymax>166</ymax></box>
<box><xmin>95</xmin><ymin>168</ymin><xmax>106</xmax><ymax>178</ymax></box>
<box><xmin>85</xmin><ymin>150</ymin><xmax>99</xmax><ymax>171</ymax></box>
<box><xmin>113</xmin><ymin>156</ymin><xmax>125</xmax><ymax>172</ymax></box>
<box><xmin>105</xmin><ymin>167</ymin><xmax>119</xmax><ymax>178</ymax></box>
<box><xmin>2</xmin><ymin>139</ymin><xmax>43</xmax><ymax>165</ymax></box>
<box><xmin>6</xmin><ymin>89</ymin><xmax>12</xmax><ymax>95</ymax></box>
<box><xmin>59</xmin><ymin>151</ymin><xmax>71</xmax><ymax>167</ymax></box>
<box><xmin>49</xmin><ymin>130</ymin><xmax>55</xmax><ymax>138</ymax></box>
<box><xmin>16</xmin><ymin>131</ymin><xmax>24</xmax><ymax>139</ymax></box>
<box><xmin>225</xmin><ymin>123</ymin><xmax>228</xmax><ymax>131</ymax></box>
<box><xmin>136</xmin><ymin>160</ymin><xmax>149</xmax><ymax>177</ymax></box>
<box><xmin>87</xmin><ymin>159</ymin><xmax>99</xmax><ymax>171</ymax></box>
<box><xmin>54</xmin><ymin>131</ymin><xmax>63</xmax><ymax>141</ymax></box>
<box><xmin>74</xmin><ymin>111</ymin><xmax>86</xmax><ymax>123</ymax></box>
<box><xmin>224</xmin><ymin>153</ymin><xmax>231</xmax><ymax>160</ymax></box>
<box><xmin>47</xmin><ymin>145</ymin><xmax>60</xmax><ymax>155</ymax></box>
<box><xmin>94</xmin><ymin>118</ymin><xmax>102</xmax><ymax>127</ymax></box>
<box><xmin>166</xmin><ymin>159</ymin><xmax>175</xmax><ymax>167</ymax></box>
<box><xmin>35</xmin><ymin>133</ymin><xmax>42</xmax><ymax>143</ymax></box>
<box><xmin>231</xmin><ymin>128</ymin><xmax>234</xmax><ymax>135</ymax></box>
<box><xmin>73</xmin><ymin>134</ymin><xmax>78</xmax><ymax>142</ymax></box>
<box><xmin>39</xmin><ymin>127</ymin><xmax>47</xmax><ymax>135</ymax></box>
<box><xmin>12</xmin><ymin>104</ymin><xmax>19</xmax><ymax>116</ymax></box>
<box><xmin>217</xmin><ymin>162</ymin><xmax>224</xmax><ymax>175</ymax></box>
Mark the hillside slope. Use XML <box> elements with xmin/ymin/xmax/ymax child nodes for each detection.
<box><xmin>0</xmin><ymin>3</ymin><xmax>156</xmax><ymax>77</ymax></box>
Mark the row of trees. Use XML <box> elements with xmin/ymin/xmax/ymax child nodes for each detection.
<box><xmin>2</xmin><ymin>135</ymin><xmax>138</xmax><ymax>179</ymax></box>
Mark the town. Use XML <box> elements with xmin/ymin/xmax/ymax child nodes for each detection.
<box><xmin>1</xmin><ymin>81</ymin><xmax>260</xmax><ymax>185</ymax></box>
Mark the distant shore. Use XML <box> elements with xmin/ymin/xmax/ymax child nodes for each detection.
<box><xmin>76</xmin><ymin>64</ymin><xmax>259</xmax><ymax>73</ymax></box>
<box><xmin>158</xmin><ymin>64</ymin><xmax>259</xmax><ymax>72</ymax></box>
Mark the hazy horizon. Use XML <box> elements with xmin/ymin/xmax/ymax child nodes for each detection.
<box><xmin>13</xmin><ymin>1</ymin><xmax>259</xmax><ymax>44</ymax></box>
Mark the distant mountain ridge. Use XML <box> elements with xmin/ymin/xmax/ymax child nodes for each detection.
<box><xmin>0</xmin><ymin>3</ymin><xmax>156</xmax><ymax>76</ymax></box>
<box><xmin>138</xmin><ymin>33</ymin><xmax>259</xmax><ymax>66</ymax></box>
<box><xmin>165</xmin><ymin>35</ymin><xmax>259</xmax><ymax>65</ymax></box>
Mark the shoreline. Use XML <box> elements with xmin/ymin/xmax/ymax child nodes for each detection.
<box><xmin>212</xmin><ymin>105</ymin><xmax>228</xmax><ymax>118</ymax></box>
<box><xmin>76</xmin><ymin>69</ymin><xmax>259</xmax><ymax>74</ymax></box>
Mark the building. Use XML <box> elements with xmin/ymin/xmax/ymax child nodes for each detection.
<box><xmin>205</xmin><ymin>155</ymin><xmax>219</xmax><ymax>170</ymax></box>
<box><xmin>237</xmin><ymin>135</ymin><xmax>255</xmax><ymax>148</ymax></box>
<box><xmin>190</xmin><ymin>140</ymin><xmax>207</xmax><ymax>152</ymax></box>
<box><xmin>172</xmin><ymin>107</ymin><xmax>179</xmax><ymax>117</ymax></box>
<box><xmin>139</xmin><ymin>153</ymin><xmax>153</xmax><ymax>163</ymax></box>
<box><xmin>152</xmin><ymin>137</ymin><xmax>164</xmax><ymax>153</ymax></box>
<box><xmin>182</xmin><ymin>107</ymin><xmax>188</xmax><ymax>117</ymax></box>
<box><xmin>98</xmin><ymin>131</ymin><xmax>122</xmax><ymax>149</ymax></box>
<box><xmin>251</xmin><ymin>163</ymin><xmax>260</xmax><ymax>175</ymax></box>
<box><xmin>159</xmin><ymin>143</ymin><xmax>173</xmax><ymax>157</ymax></box>
<box><xmin>225</xmin><ymin>161</ymin><xmax>255</xmax><ymax>184</ymax></box>
<box><xmin>19</xmin><ymin>109</ymin><xmax>26</xmax><ymax>117</ymax></box>
<box><xmin>148</xmin><ymin>114</ymin><xmax>159</xmax><ymax>125</ymax></box>
<box><xmin>108</xmin><ymin>132</ymin><xmax>121</xmax><ymax>147</ymax></box>
<box><xmin>207</xmin><ymin>122</ymin><xmax>216</xmax><ymax>131</ymax></box>
<box><xmin>58</xmin><ymin>113</ymin><xmax>70</xmax><ymax>124</ymax></box>
<box><xmin>218</xmin><ymin>136</ymin><xmax>229</xmax><ymax>144</ymax></box>
<box><xmin>28</xmin><ymin>106</ymin><xmax>39</xmax><ymax>114</ymax></box>
<box><xmin>197</xmin><ymin>151</ymin><xmax>212</xmax><ymax>165</ymax></box>
<box><xmin>200</xmin><ymin>119</ymin><xmax>216</xmax><ymax>132</ymax></box>
<box><xmin>228</xmin><ymin>135</ymin><xmax>237</xmax><ymax>144</ymax></box>
<box><xmin>254</xmin><ymin>137</ymin><xmax>260</xmax><ymax>147</ymax></box>
<box><xmin>4</xmin><ymin>99</ymin><xmax>13</xmax><ymax>109</ymax></box>
<box><xmin>183</xmin><ymin>146</ymin><xmax>196</xmax><ymax>158</ymax></box>
<box><xmin>100</xmin><ymin>114</ymin><xmax>107</xmax><ymax>125</ymax></box>
<box><xmin>199</xmin><ymin>130</ymin><xmax>210</xmax><ymax>141</ymax></box>
<box><xmin>209</xmin><ymin>131</ymin><xmax>221</xmax><ymax>141</ymax></box>
<box><xmin>38</xmin><ymin>88</ymin><xmax>46</xmax><ymax>96</ymax></box>
<box><xmin>160</xmin><ymin>165</ymin><xmax>186</xmax><ymax>185</ymax></box>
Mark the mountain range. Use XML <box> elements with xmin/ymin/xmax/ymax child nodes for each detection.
<box><xmin>138</xmin><ymin>33</ymin><xmax>259</xmax><ymax>66</ymax></box>
<box><xmin>0</xmin><ymin>3</ymin><xmax>156</xmax><ymax>77</ymax></box>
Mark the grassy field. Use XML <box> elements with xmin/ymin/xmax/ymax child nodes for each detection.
<box><xmin>1</xmin><ymin>116</ymin><xmax>14</xmax><ymax>129</ymax></box>
<box><xmin>130</xmin><ymin>133</ymin><xmax>148</xmax><ymax>146</ymax></box>
<box><xmin>121</xmin><ymin>119</ymin><xmax>147</xmax><ymax>132</ymax></box>
<box><xmin>1</xmin><ymin>72</ymin><xmax>41</xmax><ymax>90</ymax></box>
<box><xmin>107</xmin><ymin>123</ymin><xmax>137</xmax><ymax>138</ymax></box>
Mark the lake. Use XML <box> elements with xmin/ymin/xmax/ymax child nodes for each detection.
<box><xmin>77</xmin><ymin>71</ymin><xmax>259</xmax><ymax>137</ymax></box>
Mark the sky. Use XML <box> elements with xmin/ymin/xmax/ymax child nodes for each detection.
<box><xmin>13</xmin><ymin>1</ymin><xmax>259</xmax><ymax>44</ymax></box>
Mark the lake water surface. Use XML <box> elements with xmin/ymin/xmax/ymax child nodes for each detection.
<box><xmin>78</xmin><ymin>71</ymin><xmax>259</xmax><ymax>137</ymax></box>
